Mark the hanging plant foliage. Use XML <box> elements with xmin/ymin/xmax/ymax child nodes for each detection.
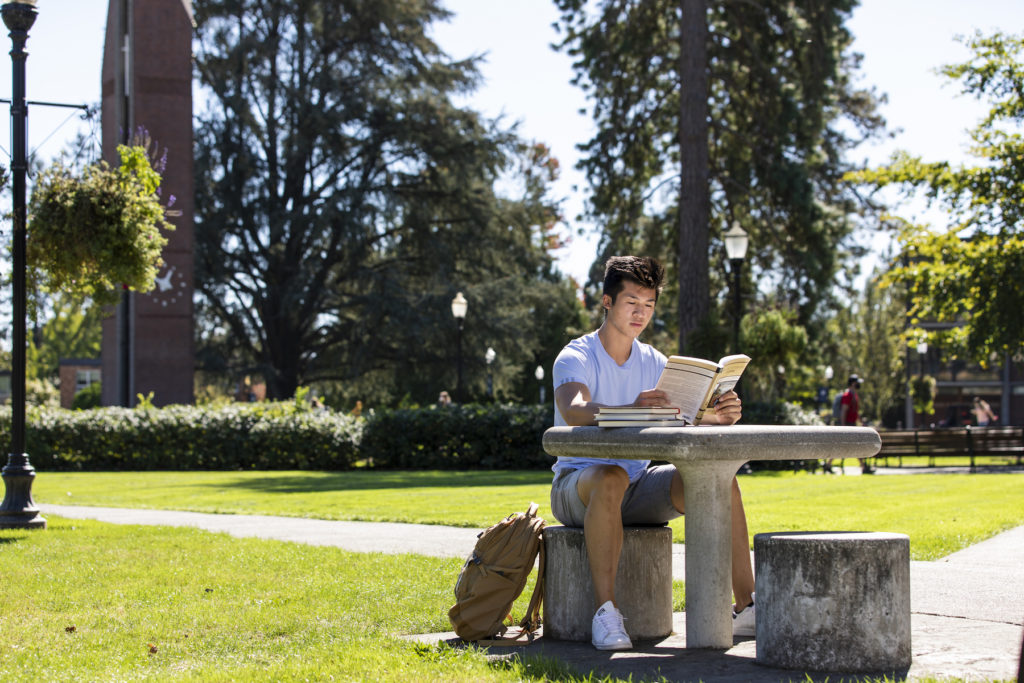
<box><xmin>27</xmin><ymin>144</ymin><xmax>174</xmax><ymax>305</ymax></box>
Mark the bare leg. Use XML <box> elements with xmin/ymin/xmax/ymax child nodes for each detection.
<box><xmin>671</xmin><ymin>473</ymin><xmax>754</xmax><ymax>610</ymax></box>
<box><xmin>576</xmin><ymin>465</ymin><xmax>629</xmax><ymax>609</ymax></box>
<box><xmin>731</xmin><ymin>477</ymin><xmax>755</xmax><ymax>611</ymax></box>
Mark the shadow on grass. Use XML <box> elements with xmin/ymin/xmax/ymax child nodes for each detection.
<box><xmin>190</xmin><ymin>470</ymin><xmax>554</xmax><ymax>494</ymax></box>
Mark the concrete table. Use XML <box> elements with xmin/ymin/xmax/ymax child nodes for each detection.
<box><xmin>542</xmin><ymin>424</ymin><xmax>881</xmax><ymax>649</ymax></box>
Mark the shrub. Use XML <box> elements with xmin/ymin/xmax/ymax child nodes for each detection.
<box><xmin>71</xmin><ymin>383</ymin><xmax>102</xmax><ymax>410</ymax></box>
<box><xmin>741</xmin><ymin>400</ymin><xmax>823</xmax><ymax>471</ymax></box>
<box><xmin>359</xmin><ymin>403</ymin><xmax>553</xmax><ymax>469</ymax></box>
<box><xmin>0</xmin><ymin>402</ymin><xmax>363</xmax><ymax>472</ymax></box>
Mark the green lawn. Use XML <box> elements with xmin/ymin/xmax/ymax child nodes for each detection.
<box><xmin>6</xmin><ymin>469</ymin><xmax>1021</xmax><ymax>681</ymax></box>
<box><xmin>0</xmin><ymin>517</ymin><xmax>577</xmax><ymax>682</ymax></box>
<box><xmin>34</xmin><ymin>469</ymin><xmax>1024</xmax><ymax>560</ymax></box>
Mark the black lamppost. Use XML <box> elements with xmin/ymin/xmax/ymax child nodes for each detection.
<box><xmin>485</xmin><ymin>346</ymin><xmax>495</xmax><ymax>399</ymax></box>
<box><xmin>535</xmin><ymin>365</ymin><xmax>545</xmax><ymax>405</ymax></box>
<box><xmin>0</xmin><ymin>0</ymin><xmax>44</xmax><ymax>530</ymax></box>
<box><xmin>723</xmin><ymin>223</ymin><xmax>749</xmax><ymax>354</ymax></box>
<box><xmin>451</xmin><ymin>292</ymin><xmax>467</xmax><ymax>403</ymax></box>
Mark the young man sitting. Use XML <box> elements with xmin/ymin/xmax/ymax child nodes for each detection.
<box><xmin>550</xmin><ymin>255</ymin><xmax>756</xmax><ymax>650</ymax></box>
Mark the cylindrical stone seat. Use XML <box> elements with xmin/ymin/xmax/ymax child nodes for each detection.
<box><xmin>754</xmin><ymin>531</ymin><xmax>911</xmax><ymax>673</ymax></box>
<box><xmin>543</xmin><ymin>525</ymin><xmax>673</xmax><ymax>641</ymax></box>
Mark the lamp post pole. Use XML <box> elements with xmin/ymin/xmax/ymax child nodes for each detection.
<box><xmin>485</xmin><ymin>346</ymin><xmax>495</xmax><ymax>399</ymax></box>
<box><xmin>535</xmin><ymin>365</ymin><xmax>545</xmax><ymax>405</ymax></box>
<box><xmin>0</xmin><ymin>0</ymin><xmax>44</xmax><ymax>529</ymax></box>
<box><xmin>451</xmin><ymin>292</ymin><xmax>467</xmax><ymax>404</ymax></box>
<box><xmin>915</xmin><ymin>341</ymin><xmax>928</xmax><ymax>428</ymax></box>
<box><xmin>722</xmin><ymin>223</ymin><xmax>749</xmax><ymax>356</ymax></box>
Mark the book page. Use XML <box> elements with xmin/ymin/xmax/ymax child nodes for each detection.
<box><xmin>655</xmin><ymin>357</ymin><xmax>719</xmax><ymax>424</ymax></box>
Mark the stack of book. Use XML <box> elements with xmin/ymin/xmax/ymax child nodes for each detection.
<box><xmin>596</xmin><ymin>406</ymin><xmax>685</xmax><ymax>428</ymax></box>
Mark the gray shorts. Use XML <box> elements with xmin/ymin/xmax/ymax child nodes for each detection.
<box><xmin>549</xmin><ymin>464</ymin><xmax>682</xmax><ymax>527</ymax></box>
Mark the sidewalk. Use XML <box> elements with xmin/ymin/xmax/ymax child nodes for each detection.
<box><xmin>39</xmin><ymin>504</ymin><xmax>1024</xmax><ymax>682</ymax></box>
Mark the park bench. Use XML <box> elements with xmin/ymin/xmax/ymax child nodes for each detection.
<box><xmin>875</xmin><ymin>426</ymin><xmax>1024</xmax><ymax>471</ymax></box>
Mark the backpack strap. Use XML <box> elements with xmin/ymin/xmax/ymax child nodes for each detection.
<box><xmin>518</xmin><ymin>535</ymin><xmax>545</xmax><ymax>632</ymax></box>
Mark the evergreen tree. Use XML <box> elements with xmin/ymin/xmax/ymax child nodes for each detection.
<box><xmin>554</xmin><ymin>0</ymin><xmax>885</xmax><ymax>354</ymax></box>
<box><xmin>192</xmin><ymin>0</ymin><xmax>580</xmax><ymax>401</ymax></box>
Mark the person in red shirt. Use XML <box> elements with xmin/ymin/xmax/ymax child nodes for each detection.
<box><xmin>832</xmin><ymin>374</ymin><xmax>874</xmax><ymax>474</ymax></box>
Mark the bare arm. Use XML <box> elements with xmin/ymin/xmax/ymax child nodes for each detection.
<box><xmin>554</xmin><ymin>381</ymin><xmax>671</xmax><ymax>426</ymax></box>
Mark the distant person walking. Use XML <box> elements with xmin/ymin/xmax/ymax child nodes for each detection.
<box><xmin>824</xmin><ymin>374</ymin><xmax>874</xmax><ymax>474</ymax></box>
<box><xmin>972</xmin><ymin>396</ymin><xmax>998</xmax><ymax>426</ymax></box>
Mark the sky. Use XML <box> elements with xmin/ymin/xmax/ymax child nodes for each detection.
<box><xmin>3</xmin><ymin>0</ymin><xmax>1023</xmax><ymax>286</ymax></box>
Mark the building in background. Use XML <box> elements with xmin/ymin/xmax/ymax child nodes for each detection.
<box><xmin>100</xmin><ymin>0</ymin><xmax>195</xmax><ymax>407</ymax></box>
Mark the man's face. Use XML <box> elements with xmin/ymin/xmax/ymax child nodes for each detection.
<box><xmin>603</xmin><ymin>281</ymin><xmax>657</xmax><ymax>340</ymax></box>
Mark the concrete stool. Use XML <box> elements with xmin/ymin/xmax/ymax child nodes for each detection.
<box><xmin>754</xmin><ymin>531</ymin><xmax>911</xmax><ymax>673</ymax></box>
<box><xmin>543</xmin><ymin>525</ymin><xmax>673</xmax><ymax>641</ymax></box>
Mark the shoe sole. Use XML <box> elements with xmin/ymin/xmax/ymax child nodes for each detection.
<box><xmin>592</xmin><ymin>640</ymin><xmax>633</xmax><ymax>651</ymax></box>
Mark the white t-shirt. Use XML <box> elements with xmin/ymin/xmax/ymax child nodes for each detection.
<box><xmin>551</xmin><ymin>330</ymin><xmax>667</xmax><ymax>481</ymax></box>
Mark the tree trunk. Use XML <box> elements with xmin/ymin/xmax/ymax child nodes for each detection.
<box><xmin>677</xmin><ymin>0</ymin><xmax>710</xmax><ymax>354</ymax></box>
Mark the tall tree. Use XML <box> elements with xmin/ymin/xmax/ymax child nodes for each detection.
<box><xmin>554</xmin><ymin>0</ymin><xmax>885</xmax><ymax>354</ymax></box>
<box><xmin>849</xmin><ymin>31</ymin><xmax>1024</xmax><ymax>364</ymax></box>
<box><xmin>193</xmin><ymin>0</ymin><xmax>578</xmax><ymax>401</ymax></box>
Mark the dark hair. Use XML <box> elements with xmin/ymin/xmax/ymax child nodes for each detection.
<box><xmin>603</xmin><ymin>256</ymin><xmax>666</xmax><ymax>303</ymax></box>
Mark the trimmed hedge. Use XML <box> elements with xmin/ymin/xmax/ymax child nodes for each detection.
<box><xmin>0</xmin><ymin>403</ymin><xmax>363</xmax><ymax>471</ymax></box>
<box><xmin>359</xmin><ymin>404</ymin><xmax>553</xmax><ymax>469</ymax></box>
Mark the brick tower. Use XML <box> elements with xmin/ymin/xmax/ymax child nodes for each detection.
<box><xmin>100</xmin><ymin>0</ymin><xmax>194</xmax><ymax>406</ymax></box>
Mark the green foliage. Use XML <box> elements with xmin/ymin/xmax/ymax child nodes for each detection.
<box><xmin>27</xmin><ymin>144</ymin><xmax>174</xmax><ymax>305</ymax></box>
<box><xmin>24</xmin><ymin>377</ymin><xmax>60</xmax><ymax>408</ymax></box>
<box><xmin>3</xmin><ymin>402</ymin><xmax>552</xmax><ymax>472</ymax></box>
<box><xmin>359</xmin><ymin>403</ymin><xmax>552</xmax><ymax>469</ymax></box>
<box><xmin>911</xmin><ymin>374</ymin><xmax>937</xmax><ymax>416</ymax></box>
<box><xmin>25</xmin><ymin>290</ymin><xmax>103</xmax><ymax>380</ymax></box>
<box><xmin>847</xmin><ymin>31</ymin><xmax>1024</xmax><ymax>363</ymax></box>
<box><xmin>193</xmin><ymin>0</ymin><xmax>577</xmax><ymax>402</ymax></box>
<box><xmin>740</xmin><ymin>309</ymin><xmax>808</xmax><ymax>403</ymax></box>
<box><xmin>71</xmin><ymin>382</ymin><xmax>102</xmax><ymax>410</ymax></box>
<box><xmin>883</xmin><ymin>223</ymin><xmax>1024</xmax><ymax>362</ymax></box>
<box><xmin>554</xmin><ymin>0</ymin><xmax>886</xmax><ymax>351</ymax></box>
<box><xmin>4</xmin><ymin>403</ymin><xmax>364</xmax><ymax>471</ymax></box>
<box><xmin>822</xmin><ymin>271</ymin><xmax>908</xmax><ymax>426</ymax></box>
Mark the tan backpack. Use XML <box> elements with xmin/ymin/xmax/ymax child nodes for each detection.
<box><xmin>448</xmin><ymin>502</ymin><xmax>546</xmax><ymax>643</ymax></box>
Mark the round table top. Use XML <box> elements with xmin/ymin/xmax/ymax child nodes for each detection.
<box><xmin>542</xmin><ymin>424</ymin><xmax>881</xmax><ymax>464</ymax></box>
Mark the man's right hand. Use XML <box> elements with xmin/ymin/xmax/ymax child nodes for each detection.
<box><xmin>632</xmin><ymin>389</ymin><xmax>670</xmax><ymax>407</ymax></box>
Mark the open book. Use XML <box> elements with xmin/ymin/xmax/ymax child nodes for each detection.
<box><xmin>653</xmin><ymin>354</ymin><xmax>751</xmax><ymax>425</ymax></box>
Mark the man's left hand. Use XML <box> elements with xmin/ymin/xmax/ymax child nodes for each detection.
<box><xmin>709</xmin><ymin>390</ymin><xmax>742</xmax><ymax>425</ymax></box>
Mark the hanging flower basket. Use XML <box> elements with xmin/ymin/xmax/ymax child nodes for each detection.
<box><xmin>27</xmin><ymin>144</ymin><xmax>174</xmax><ymax>305</ymax></box>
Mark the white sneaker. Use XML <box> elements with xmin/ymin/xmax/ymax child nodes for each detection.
<box><xmin>732</xmin><ymin>597</ymin><xmax>756</xmax><ymax>637</ymax></box>
<box><xmin>591</xmin><ymin>601</ymin><xmax>632</xmax><ymax>651</ymax></box>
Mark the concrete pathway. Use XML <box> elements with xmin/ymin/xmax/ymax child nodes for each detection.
<box><xmin>39</xmin><ymin>504</ymin><xmax>1024</xmax><ymax>682</ymax></box>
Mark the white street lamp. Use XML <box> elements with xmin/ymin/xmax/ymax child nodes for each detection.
<box><xmin>723</xmin><ymin>223</ymin><xmax>748</xmax><ymax>356</ymax></box>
